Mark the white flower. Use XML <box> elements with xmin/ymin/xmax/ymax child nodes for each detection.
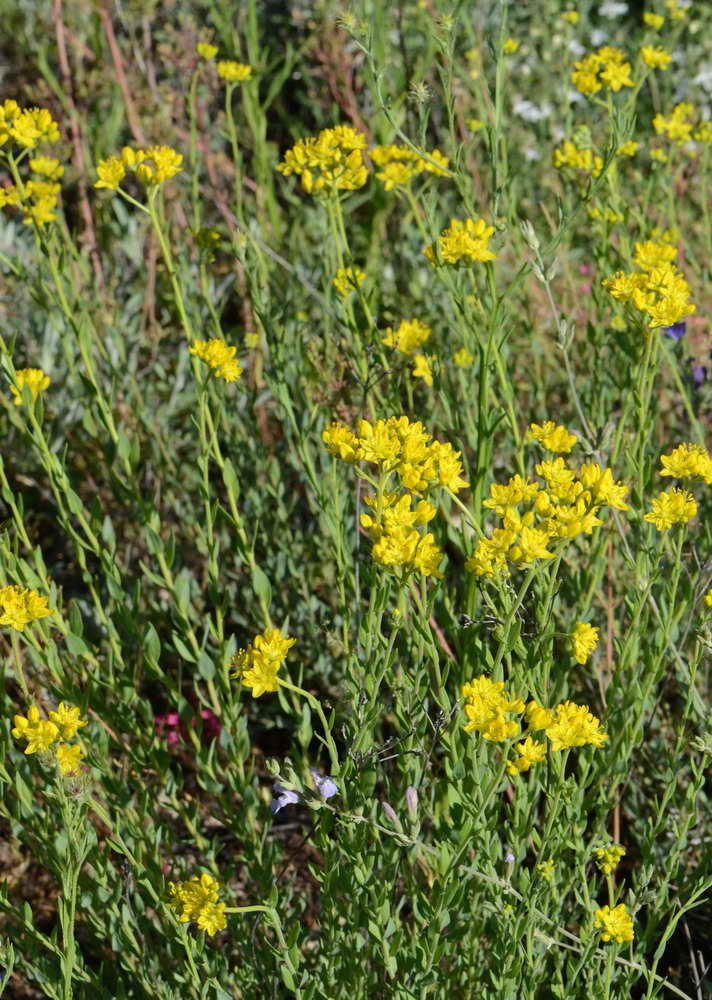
<box><xmin>590</xmin><ymin>28</ymin><xmax>609</xmax><ymax>46</ymax></box>
<box><xmin>524</xmin><ymin>147</ymin><xmax>541</xmax><ymax>161</ymax></box>
<box><xmin>598</xmin><ymin>1</ymin><xmax>628</xmax><ymax>17</ymax></box>
<box><xmin>513</xmin><ymin>98</ymin><xmax>552</xmax><ymax>122</ymax></box>
<box><xmin>568</xmin><ymin>39</ymin><xmax>585</xmax><ymax>57</ymax></box>
<box><xmin>693</xmin><ymin>67</ymin><xmax>712</xmax><ymax>91</ymax></box>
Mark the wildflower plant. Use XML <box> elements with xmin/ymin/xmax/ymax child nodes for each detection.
<box><xmin>1</xmin><ymin>1</ymin><xmax>711</xmax><ymax>998</ymax></box>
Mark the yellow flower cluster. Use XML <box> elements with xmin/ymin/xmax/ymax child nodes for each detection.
<box><xmin>0</xmin><ymin>153</ymin><xmax>64</xmax><ymax>228</ymax></box>
<box><xmin>641</xmin><ymin>45</ymin><xmax>672</xmax><ymax>69</ymax></box>
<box><xmin>94</xmin><ymin>145</ymin><xmax>183</xmax><ymax>192</ymax></box>
<box><xmin>553</xmin><ymin>140</ymin><xmax>603</xmax><ymax>177</ymax></box>
<box><xmin>323</xmin><ymin>416</ymin><xmax>468</xmax><ymax>578</ymax></box>
<box><xmin>189</xmin><ymin>339</ymin><xmax>243</xmax><ymax>382</ymax></box>
<box><xmin>643</xmin><ymin>12</ymin><xmax>665</xmax><ymax>29</ymax></box>
<box><xmin>653</xmin><ymin>102</ymin><xmax>695</xmax><ymax>144</ymax></box>
<box><xmin>467</xmin><ymin>452</ymin><xmax>629</xmax><ymax>578</ymax></box>
<box><xmin>276</xmin><ymin>125</ymin><xmax>368</xmax><ymax>195</ymax></box>
<box><xmin>424</xmin><ymin>218</ymin><xmax>496</xmax><ymax>266</ymax></box>
<box><xmin>571</xmin><ymin>47</ymin><xmax>633</xmax><ymax>96</ymax></box>
<box><xmin>462</xmin><ymin>678</ymin><xmax>608</xmax><ymax>765</ymax></box>
<box><xmin>644</xmin><ymin>487</ymin><xmax>696</xmax><ymax>531</ymax></box>
<box><xmin>0</xmin><ymin>100</ymin><xmax>60</xmax><ymax>149</ymax></box>
<box><xmin>594</xmin><ymin>844</ymin><xmax>626</xmax><ymax>875</ymax></box>
<box><xmin>10</xmin><ymin>367</ymin><xmax>50</xmax><ymax>405</ymax></box>
<box><xmin>333</xmin><ymin>266</ymin><xmax>366</xmax><ymax>297</ymax></box>
<box><xmin>168</xmin><ymin>873</ymin><xmax>226</xmax><ymax>935</ymax></box>
<box><xmin>382</xmin><ymin>318</ymin><xmax>431</xmax><ymax>356</ymax></box>
<box><xmin>217</xmin><ymin>61</ymin><xmax>252</xmax><ymax>83</ymax></box>
<box><xmin>0</xmin><ymin>585</ymin><xmax>54</xmax><ymax>631</ymax></box>
<box><xmin>571</xmin><ymin>622</ymin><xmax>599</xmax><ymax>664</ymax></box>
<box><xmin>196</xmin><ymin>42</ymin><xmax>218</xmax><ymax>60</ymax></box>
<box><xmin>603</xmin><ymin>236</ymin><xmax>695</xmax><ymax>329</ymax></box>
<box><xmin>12</xmin><ymin>703</ymin><xmax>86</xmax><ymax>776</ymax></box>
<box><xmin>659</xmin><ymin>443</ymin><xmax>712</xmax><ymax>483</ymax></box>
<box><xmin>369</xmin><ymin>144</ymin><xmax>449</xmax><ymax>190</ymax></box>
<box><xmin>231</xmin><ymin>628</ymin><xmax>296</xmax><ymax>698</ymax></box>
<box><xmin>525</xmin><ymin>421</ymin><xmax>577</xmax><ymax>454</ymax></box>
<box><xmin>594</xmin><ymin>903</ymin><xmax>634</xmax><ymax>943</ymax></box>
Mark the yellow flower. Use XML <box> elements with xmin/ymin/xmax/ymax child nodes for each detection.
<box><xmin>659</xmin><ymin>443</ymin><xmax>712</xmax><ymax>483</ymax></box>
<box><xmin>506</xmin><ymin>736</ymin><xmax>546</xmax><ymax>775</ymax></box>
<box><xmin>29</xmin><ymin>156</ymin><xmax>64</xmax><ymax>179</ymax></box>
<box><xmin>503</xmin><ymin>38</ymin><xmax>519</xmax><ymax>54</ymax></box>
<box><xmin>544</xmin><ymin>701</ymin><xmax>607</xmax><ymax>751</ymax></box>
<box><xmin>189</xmin><ymin>339</ymin><xmax>243</xmax><ymax>382</ymax></box>
<box><xmin>526</xmin><ymin>422</ymin><xmax>577</xmax><ymax>454</ymax></box>
<box><xmin>462</xmin><ymin>676</ymin><xmax>525</xmax><ymax>742</ymax></box>
<box><xmin>650</xmin><ymin>148</ymin><xmax>668</xmax><ymax>163</ymax></box>
<box><xmin>466</xmin><ymin>118</ymin><xmax>485</xmax><ymax>132</ymax></box>
<box><xmin>643</xmin><ymin>12</ymin><xmax>664</xmax><ymax>28</ymax></box>
<box><xmin>525</xmin><ymin>700</ymin><xmax>555</xmax><ymax>730</ymax></box>
<box><xmin>0</xmin><ymin>585</ymin><xmax>54</xmax><ymax>631</ymax></box>
<box><xmin>644</xmin><ymin>488</ymin><xmax>697</xmax><ymax>531</ymax></box>
<box><xmin>217</xmin><ymin>61</ymin><xmax>252</xmax><ymax>83</ymax></box>
<box><xmin>382</xmin><ymin>319</ymin><xmax>432</xmax><ymax>356</ymax></box>
<box><xmin>704</xmin><ymin>589</ymin><xmax>712</xmax><ymax>608</ymax></box>
<box><xmin>10</xmin><ymin>367</ymin><xmax>50</xmax><ymax>405</ymax></box>
<box><xmin>94</xmin><ymin>155</ymin><xmax>126</xmax><ymax>191</ymax></box>
<box><xmin>453</xmin><ymin>348</ymin><xmax>474</xmax><ymax>367</ymax></box>
<box><xmin>134</xmin><ymin>146</ymin><xmax>183</xmax><ymax>186</ymax></box>
<box><xmin>277</xmin><ymin>125</ymin><xmax>368</xmax><ymax>195</ymax></box>
<box><xmin>594</xmin><ymin>904</ymin><xmax>634</xmax><ymax>943</ymax></box>
<box><xmin>617</xmin><ymin>141</ymin><xmax>639</xmax><ymax>157</ymax></box>
<box><xmin>536</xmin><ymin>859</ymin><xmax>555</xmax><ymax>880</ymax></box>
<box><xmin>411</xmin><ymin>354</ymin><xmax>433</xmax><ymax>387</ymax></box>
<box><xmin>168</xmin><ymin>874</ymin><xmax>227</xmax><ymax>935</ymax></box>
<box><xmin>12</xmin><ymin>706</ymin><xmax>60</xmax><ymax>755</ymax></box>
<box><xmin>56</xmin><ymin>743</ymin><xmax>84</xmax><ymax>777</ymax></box>
<box><xmin>572</xmin><ymin>47</ymin><xmax>633</xmax><ymax>96</ymax></box>
<box><xmin>561</xmin><ymin>11</ymin><xmax>579</xmax><ymax>24</ymax></box>
<box><xmin>641</xmin><ymin>45</ymin><xmax>672</xmax><ymax>69</ymax></box>
<box><xmin>333</xmin><ymin>266</ymin><xmax>366</xmax><ymax>297</ymax></box>
<box><xmin>594</xmin><ymin>844</ymin><xmax>626</xmax><ymax>875</ymax></box>
<box><xmin>231</xmin><ymin>628</ymin><xmax>296</xmax><ymax>698</ymax></box>
<box><xmin>424</xmin><ymin>217</ymin><xmax>496</xmax><ymax>266</ymax></box>
<box><xmin>571</xmin><ymin>622</ymin><xmax>599</xmax><ymax>664</ymax></box>
<box><xmin>196</xmin><ymin>42</ymin><xmax>218</xmax><ymax>60</ymax></box>
<box><xmin>322</xmin><ymin>423</ymin><xmax>363</xmax><ymax>463</ymax></box>
<box><xmin>0</xmin><ymin>104</ymin><xmax>60</xmax><ymax>150</ymax></box>
<box><xmin>48</xmin><ymin>702</ymin><xmax>87</xmax><ymax>740</ymax></box>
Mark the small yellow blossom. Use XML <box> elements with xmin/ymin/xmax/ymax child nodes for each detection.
<box><xmin>48</xmin><ymin>703</ymin><xmax>87</xmax><ymax>740</ymax></box>
<box><xmin>466</xmin><ymin>118</ymin><xmax>485</xmax><ymax>132</ymax></box>
<box><xmin>382</xmin><ymin>319</ymin><xmax>431</xmax><ymax>356</ymax></box>
<box><xmin>277</xmin><ymin>125</ymin><xmax>368</xmax><ymax>195</ymax></box>
<box><xmin>12</xmin><ymin>706</ymin><xmax>60</xmax><ymax>755</ymax></box>
<box><xmin>594</xmin><ymin>903</ymin><xmax>634</xmax><ymax>943</ymax></box>
<box><xmin>659</xmin><ymin>443</ymin><xmax>712</xmax><ymax>483</ymax></box>
<box><xmin>217</xmin><ymin>61</ymin><xmax>252</xmax><ymax>83</ymax></box>
<box><xmin>503</xmin><ymin>38</ymin><xmax>519</xmax><ymax>54</ymax></box>
<box><xmin>572</xmin><ymin>47</ymin><xmax>633</xmax><ymax>96</ymax></box>
<box><xmin>94</xmin><ymin>155</ymin><xmax>126</xmax><ymax>191</ymax></box>
<box><xmin>506</xmin><ymin>736</ymin><xmax>546</xmax><ymax>775</ymax></box>
<box><xmin>424</xmin><ymin>218</ymin><xmax>496</xmax><ymax>267</ymax></box>
<box><xmin>544</xmin><ymin>701</ymin><xmax>607</xmax><ymax>751</ymax></box>
<box><xmin>231</xmin><ymin>628</ymin><xmax>296</xmax><ymax>698</ymax></box>
<box><xmin>411</xmin><ymin>354</ymin><xmax>433</xmax><ymax>387</ymax></box>
<box><xmin>617</xmin><ymin>141</ymin><xmax>639</xmax><ymax>157</ymax></box>
<box><xmin>168</xmin><ymin>874</ymin><xmax>227</xmax><ymax>935</ymax></box>
<box><xmin>453</xmin><ymin>347</ymin><xmax>474</xmax><ymax>367</ymax></box>
<box><xmin>526</xmin><ymin>422</ymin><xmax>577</xmax><ymax>454</ymax></box>
<box><xmin>561</xmin><ymin>11</ymin><xmax>579</xmax><ymax>24</ymax></box>
<box><xmin>641</xmin><ymin>45</ymin><xmax>672</xmax><ymax>69</ymax></box>
<box><xmin>537</xmin><ymin>859</ymin><xmax>555</xmax><ymax>880</ymax></box>
<box><xmin>196</xmin><ymin>43</ymin><xmax>218</xmax><ymax>60</ymax></box>
<box><xmin>189</xmin><ymin>339</ymin><xmax>243</xmax><ymax>382</ymax></box>
<box><xmin>0</xmin><ymin>586</ymin><xmax>54</xmax><ymax>631</ymax></box>
<box><xmin>10</xmin><ymin>368</ymin><xmax>50</xmax><ymax>405</ymax></box>
<box><xmin>56</xmin><ymin>743</ymin><xmax>84</xmax><ymax>776</ymax></box>
<box><xmin>703</xmin><ymin>589</ymin><xmax>712</xmax><ymax>608</ymax></box>
<box><xmin>594</xmin><ymin>844</ymin><xmax>626</xmax><ymax>875</ymax></box>
<box><xmin>643</xmin><ymin>12</ymin><xmax>665</xmax><ymax>29</ymax></box>
<box><xmin>644</xmin><ymin>488</ymin><xmax>697</xmax><ymax>530</ymax></box>
<box><xmin>462</xmin><ymin>676</ymin><xmax>525</xmax><ymax>742</ymax></box>
<box><xmin>333</xmin><ymin>266</ymin><xmax>366</xmax><ymax>297</ymax></box>
<box><xmin>650</xmin><ymin>148</ymin><xmax>668</xmax><ymax>163</ymax></box>
<box><xmin>571</xmin><ymin>622</ymin><xmax>599</xmax><ymax>664</ymax></box>
<box><xmin>29</xmin><ymin>156</ymin><xmax>64</xmax><ymax>179</ymax></box>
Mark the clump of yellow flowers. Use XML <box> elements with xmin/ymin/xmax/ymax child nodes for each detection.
<box><xmin>10</xmin><ymin>367</ymin><xmax>50</xmax><ymax>405</ymax></box>
<box><xmin>595</xmin><ymin>844</ymin><xmax>626</xmax><ymax>876</ymax></box>
<box><xmin>323</xmin><ymin>416</ymin><xmax>468</xmax><ymax>578</ymax></box>
<box><xmin>571</xmin><ymin>46</ymin><xmax>633</xmax><ymax>96</ymax></box>
<box><xmin>333</xmin><ymin>266</ymin><xmax>366</xmax><ymax>297</ymax></box>
<box><xmin>189</xmin><ymin>339</ymin><xmax>243</xmax><ymax>383</ymax></box>
<box><xmin>0</xmin><ymin>585</ymin><xmax>54</xmax><ymax>631</ymax></box>
<box><xmin>467</xmin><ymin>424</ymin><xmax>628</xmax><ymax>578</ymax></box>
<box><xmin>571</xmin><ymin>622</ymin><xmax>599</xmax><ymax>664</ymax></box>
<box><xmin>553</xmin><ymin>139</ymin><xmax>603</xmax><ymax>178</ymax></box>
<box><xmin>594</xmin><ymin>903</ymin><xmax>635</xmax><ymax>943</ymax></box>
<box><xmin>231</xmin><ymin>628</ymin><xmax>296</xmax><ymax>698</ymax></box>
<box><xmin>0</xmin><ymin>101</ymin><xmax>64</xmax><ymax>227</ymax></box>
<box><xmin>94</xmin><ymin>145</ymin><xmax>183</xmax><ymax>192</ymax></box>
<box><xmin>603</xmin><ymin>235</ymin><xmax>695</xmax><ymax>329</ymax></box>
<box><xmin>168</xmin><ymin>873</ymin><xmax>226</xmax><ymax>935</ymax></box>
<box><xmin>424</xmin><ymin>217</ymin><xmax>496</xmax><ymax>266</ymax></box>
<box><xmin>643</xmin><ymin>442</ymin><xmax>712</xmax><ymax>531</ymax></box>
<box><xmin>370</xmin><ymin>143</ymin><xmax>449</xmax><ymax>190</ymax></box>
<box><xmin>277</xmin><ymin>125</ymin><xmax>368</xmax><ymax>195</ymax></box>
<box><xmin>12</xmin><ymin>703</ymin><xmax>87</xmax><ymax>777</ymax></box>
<box><xmin>461</xmin><ymin>676</ymin><xmax>608</xmax><ymax>776</ymax></box>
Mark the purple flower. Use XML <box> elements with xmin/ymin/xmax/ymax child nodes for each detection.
<box><xmin>664</xmin><ymin>321</ymin><xmax>686</xmax><ymax>341</ymax></box>
<box><xmin>692</xmin><ymin>363</ymin><xmax>706</xmax><ymax>384</ymax></box>
<box><xmin>310</xmin><ymin>768</ymin><xmax>338</xmax><ymax>799</ymax></box>
<box><xmin>270</xmin><ymin>784</ymin><xmax>300</xmax><ymax>814</ymax></box>
<box><xmin>381</xmin><ymin>801</ymin><xmax>398</xmax><ymax>824</ymax></box>
<box><xmin>405</xmin><ymin>786</ymin><xmax>418</xmax><ymax>818</ymax></box>
<box><xmin>505</xmin><ymin>851</ymin><xmax>515</xmax><ymax>864</ymax></box>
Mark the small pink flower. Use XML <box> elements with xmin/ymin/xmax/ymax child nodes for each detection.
<box><xmin>578</xmin><ymin>264</ymin><xmax>590</xmax><ymax>275</ymax></box>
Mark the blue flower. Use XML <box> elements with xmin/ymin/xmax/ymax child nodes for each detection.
<box><xmin>664</xmin><ymin>321</ymin><xmax>686</xmax><ymax>341</ymax></box>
